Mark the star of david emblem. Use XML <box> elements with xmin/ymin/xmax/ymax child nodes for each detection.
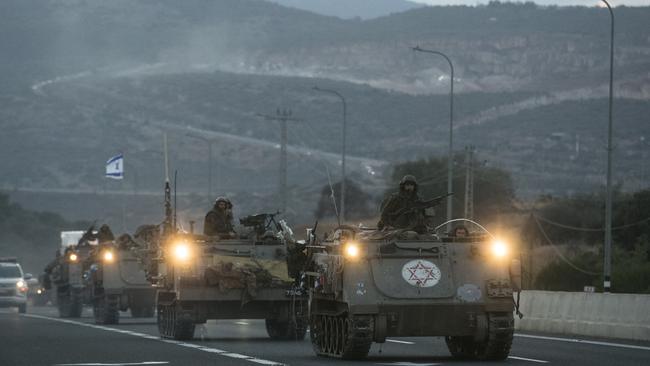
<box><xmin>401</xmin><ymin>259</ymin><xmax>441</xmax><ymax>288</ymax></box>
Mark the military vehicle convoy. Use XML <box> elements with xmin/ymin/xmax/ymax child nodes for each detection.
<box><xmin>43</xmin><ymin>228</ymin><xmax>156</xmax><ymax>323</ymax></box>
<box><xmin>303</xmin><ymin>219</ymin><xmax>522</xmax><ymax>360</ymax></box>
<box><xmin>139</xmin><ymin>206</ymin><xmax>307</xmax><ymax>341</ymax></box>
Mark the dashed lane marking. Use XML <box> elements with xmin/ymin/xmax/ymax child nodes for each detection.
<box><xmin>386</xmin><ymin>339</ymin><xmax>416</xmax><ymax>345</ymax></box>
<box><xmin>508</xmin><ymin>356</ymin><xmax>549</xmax><ymax>363</ymax></box>
<box><xmin>235</xmin><ymin>321</ymin><xmax>250</xmax><ymax>325</ymax></box>
<box><xmin>515</xmin><ymin>333</ymin><xmax>650</xmax><ymax>352</ymax></box>
<box><xmin>22</xmin><ymin>314</ymin><xmax>285</xmax><ymax>366</ymax></box>
<box><xmin>54</xmin><ymin>363</ymin><xmax>169</xmax><ymax>366</ymax></box>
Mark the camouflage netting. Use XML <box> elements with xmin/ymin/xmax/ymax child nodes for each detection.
<box><xmin>204</xmin><ymin>256</ymin><xmax>292</xmax><ymax>304</ymax></box>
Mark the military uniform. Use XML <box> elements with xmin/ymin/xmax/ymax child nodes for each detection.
<box><xmin>378</xmin><ymin>175</ymin><xmax>427</xmax><ymax>233</ymax></box>
<box><xmin>204</xmin><ymin>197</ymin><xmax>235</xmax><ymax>237</ymax></box>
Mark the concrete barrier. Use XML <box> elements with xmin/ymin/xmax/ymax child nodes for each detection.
<box><xmin>514</xmin><ymin>290</ymin><xmax>650</xmax><ymax>341</ymax></box>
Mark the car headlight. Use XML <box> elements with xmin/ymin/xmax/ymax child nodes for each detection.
<box><xmin>102</xmin><ymin>250</ymin><xmax>115</xmax><ymax>263</ymax></box>
<box><xmin>69</xmin><ymin>253</ymin><xmax>78</xmax><ymax>262</ymax></box>
<box><xmin>16</xmin><ymin>280</ymin><xmax>28</xmax><ymax>292</ymax></box>
<box><xmin>491</xmin><ymin>239</ymin><xmax>509</xmax><ymax>259</ymax></box>
<box><xmin>172</xmin><ymin>241</ymin><xmax>192</xmax><ymax>262</ymax></box>
<box><xmin>344</xmin><ymin>242</ymin><xmax>361</xmax><ymax>259</ymax></box>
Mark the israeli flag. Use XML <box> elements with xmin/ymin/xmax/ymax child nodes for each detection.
<box><xmin>105</xmin><ymin>154</ymin><xmax>124</xmax><ymax>180</ymax></box>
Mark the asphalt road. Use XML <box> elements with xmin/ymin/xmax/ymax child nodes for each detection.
<box><xmin>1</xmin><ymin>306</ymin><xmax>649</xmax><ymax>366</ymax></box>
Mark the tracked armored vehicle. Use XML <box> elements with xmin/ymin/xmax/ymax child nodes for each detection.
<box><xmin>304</xmin><ymin>219</ymin><xmax>522</xmax><ymax>360</ymax></box>
<box><xmin>145</xmin><ymin>212</ymin><xmax>307</xmax><ymax>341</ymax></box>
<box><xmin>44</xmin><ymin>230</ymin><xmax>93</xmax><ymax>318</ymax></box>
<box><xmin>86</xmin><ymin>239</ymin><xmax>156</xmax><ymax>324</ymax></box>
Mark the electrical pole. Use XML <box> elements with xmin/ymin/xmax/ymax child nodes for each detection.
<box><xmin>257</xmin><ymin>109</ymin><xmax>300</xmax><ymax>213</ymax></box>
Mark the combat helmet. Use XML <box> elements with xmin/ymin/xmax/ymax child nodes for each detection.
<box><xmin>399</xmin><ymin>175</ymin><xmax>419</xmax><ymax>191</ymax></box>
<box><xmin>214</xmin><ymin>196</ymin><xmax>233</xmax><ymax>209</ymax></box>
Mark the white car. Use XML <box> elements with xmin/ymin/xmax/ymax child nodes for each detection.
<box><xmin>0</xmin><ymin>258</ymin><xmax>29</xmax><ymax>313</ymax></box>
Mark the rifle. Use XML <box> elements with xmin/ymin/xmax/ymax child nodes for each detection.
<box><xmin>389</xmin><ymin>193</ymin><xmax>453</xmax><ymax>218</ymax></box>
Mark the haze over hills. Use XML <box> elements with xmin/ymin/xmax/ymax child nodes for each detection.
<box><xmin>0</xmin><ymin>0</ymin><xmax>649</xmax><ymax>231</ymax></box>
<box><xmin>266</xmin><ymin>0</ymin><xmax>422</xmax><ymax>19</ymax></box>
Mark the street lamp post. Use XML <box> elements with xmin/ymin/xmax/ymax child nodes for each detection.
<box><xmin>602</xmin><ymin>0</ymin><xmax>615</xmax><ymax>293</ymax></box>
<box><xmin>413</xmin><ymin>46</ymin><xmax>455</xmax><ymax>229</ymax></box>
<box><xmin>313</xmin><ymin>86</ymin><xmax>348</xmax><ymax>222</ymax></box>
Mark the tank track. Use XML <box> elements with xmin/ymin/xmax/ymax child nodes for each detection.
<box><xmin>445</xmin><ymin>312</ymin><xmax>514</xmax><ymax>361</ymax></box>
<box><xmin>93</xmin><ymin>294</ymin><xmax>120</xmax><ymax>324</ymax></box>
<box><xmin>157</xmin><ymin>303</ymin><xmax>195</xmax><ymax>340</ymax></box>
<box><xmin>310</xmin><ymin>313</ymin><xmax>373</xmax><ymax>359</ymax></box>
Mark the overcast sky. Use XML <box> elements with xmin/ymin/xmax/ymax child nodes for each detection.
<box><xmin>412</xmin><ymin>0</ymin><xmax>650</xmax><ymax>5</ymax></box>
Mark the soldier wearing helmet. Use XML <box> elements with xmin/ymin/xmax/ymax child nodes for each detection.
<box><xmin>377</xmin><ymin>175</ymin><xmax>427</xmax><ymax>233</ymax></box>
<box><xmin>204</xmin><ymin>197</ymin><xmax>236</xmax><ymax>238</ymax></box>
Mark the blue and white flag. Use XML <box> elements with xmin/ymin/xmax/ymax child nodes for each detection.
<box><xmin>105</xmin><ymin>154</ymin><xmax>124</xmax><ymax>180</ymax></box>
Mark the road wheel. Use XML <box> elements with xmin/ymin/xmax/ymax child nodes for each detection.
<box><xmin>94</xmin><ymin>295</ymin><xmax>120</xmax><ymax>324</ymax></box>
<box><xmin>310</xmin><ymin>313</ymin><xmax>372</xmax><ymax>359</ymax></box>
<box><xmin>18</xmin><ymin>304</ymin><xmax>27</xmax><ymax>314</ymax></box>
<box><xmin>446</xmin><ymin>312</ymin><xmax>514</xmax><ymax>361</ymax></box>
<box><xmin>445</xmin><ymin>336</ymin><xmax>477</xmax><ymax>359</ymax></box>
<box><xmin>157</xmin><ymin>303</ymin><xmax>195</xmax><ymax>340</ymax></box>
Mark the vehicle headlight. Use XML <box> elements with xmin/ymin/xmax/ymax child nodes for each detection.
<box><xmin>102</xmin><ymin>250</ymin><xmax>115</xmax><ymax>263</ymax></box>
<box><xmin>344</xmin><ymin>242</ymin><xmax>361</xmax><ymax>259</ymax></box>
<box><xmin>491</xmin><ymin>239</ymin><xmax>509</xmax><ymax>259</ymax></box>
<box><xmin>172</xmin><ymin>242</ymin><xmax>192</xmax><ymax>262</ymax></box>
<box><xmin>17</xmin><ymin>280</ymin><xmax>28</xmax><ymax>292</ymax></box>
<box><xmin>69</xmin><ymin>253</ymin><xmax>78</xmax><ymax>262</ymax></box>
<box><xmin>37</xmin><ymin>289</ymin><xmax>43</xmax><ymax>294</ymax></box>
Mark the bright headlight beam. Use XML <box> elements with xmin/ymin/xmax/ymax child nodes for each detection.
<box><xmin>103</xmin><ymin>251</ymin><xmax>114</xmax><ymax>262</ymax></box>
<box><xmin>173</xmin><ymin>243</ymin><xmax>191</xmax><ymax>261</ymax></box>
<box><xmin>345</xmin><ymin>242</ymin><xmax>360</xmax><ymax>258</ymax></box>
<box><xmin>16</xmin><ymin>280</ymin><xmax>26</xmax><ymax>288</ymax></box>
<box><xmin>69</xmin><ymin>253</ymin><xmax>78</xmax><ymax>262</ymax></box>
<box><xmin>491</xmin><ymin>240</ymin><xmax>508</xmax><ymax>258</ymax></box>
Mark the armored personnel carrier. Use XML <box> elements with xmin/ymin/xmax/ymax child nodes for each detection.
<box><xmin>85</xmin><ymin>237</ymin><xmax>156</xmax><ymax>324</ymax></box>
<box><xmin>304</xmin><ymin>219</ymin><xmax>522</xmax><ymax>360</ymax></box>
<box><xmin>44</xmin><ymin>230</ymin><xmax>93</xmax><ymax>318</ymax></box>
<box><xmin>143</xmin><ymin>211</ymin><xmax>307</xmax><ymax>341</ymax></box>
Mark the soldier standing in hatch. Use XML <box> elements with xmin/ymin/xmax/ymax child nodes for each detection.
<box><xmin>378</xmin><ymin>175</ymin><xmax>427</xmax><ymax>233</ymax></box>
<box><xmin>204</xmin><ymin>197</ymin><xmax>236</xmax><ymax>238</ymax></box>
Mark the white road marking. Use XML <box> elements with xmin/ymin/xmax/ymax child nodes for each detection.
<box><xmin>54</xmin><ymin>363</ymin><xmax>168</xmax><ymax>366</ymax></box>
<box><xmin>509</xmin><ymin>356</ymin><xmax>549</xmax><ymax>363</ymax></box>
<box><xmin>235</xmin><ymin>321</ymin><xmax>250</xmax><ymax>325</ymax></box>
<box><xmin>386</xmin><ymin>339</ymin><xmax>416</xmax><ymax>345</ymax></box>
<box><xmin>22</xmin><ymin>314</ymin><xmax>285</xmax><ymax>366</ymax></box>
<box><xmin>377</xmin><ymin>362</ymin><xmax>440</xmax><ymax>366</ymax></box>
<box><xmin>515</xmin><ymin>333</ymin><xmax>650</xmax><ymax>351</ymax></box>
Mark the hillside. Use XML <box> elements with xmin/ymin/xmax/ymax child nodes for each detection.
<box><xmin>0</xmin><ymin>0</ymin><xmax>649</xmax><ymax>229</ymax></box>
<box><xmin>266</xmin><ymin>0</ymin><xmax>422</xmax><ymax>19</ymax></box>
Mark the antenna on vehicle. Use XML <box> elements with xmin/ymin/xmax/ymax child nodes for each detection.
<box><xmin>325</xmin><ymin>165</ymin><xmax>341</xmax><ymax>228</ymax></box>
<box><xmin>174</xmin><ymin>170</ymin><xmax>178</xmax><ymax>231</ymax></box>
<box><xmin>163</xmin><ymin>133</ymin><xmax>173</xmax><ymax>235</ymax></box>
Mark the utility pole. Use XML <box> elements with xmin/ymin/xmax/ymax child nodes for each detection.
<box><xmin>257</xmin><ymin>109</ymin><xmax>300</xmax><ymax>213</ymax></box>
<box><xmin>464</xmin><ymin>145</ymin><xmax>475</xmax><ymax>220</ymax></box>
